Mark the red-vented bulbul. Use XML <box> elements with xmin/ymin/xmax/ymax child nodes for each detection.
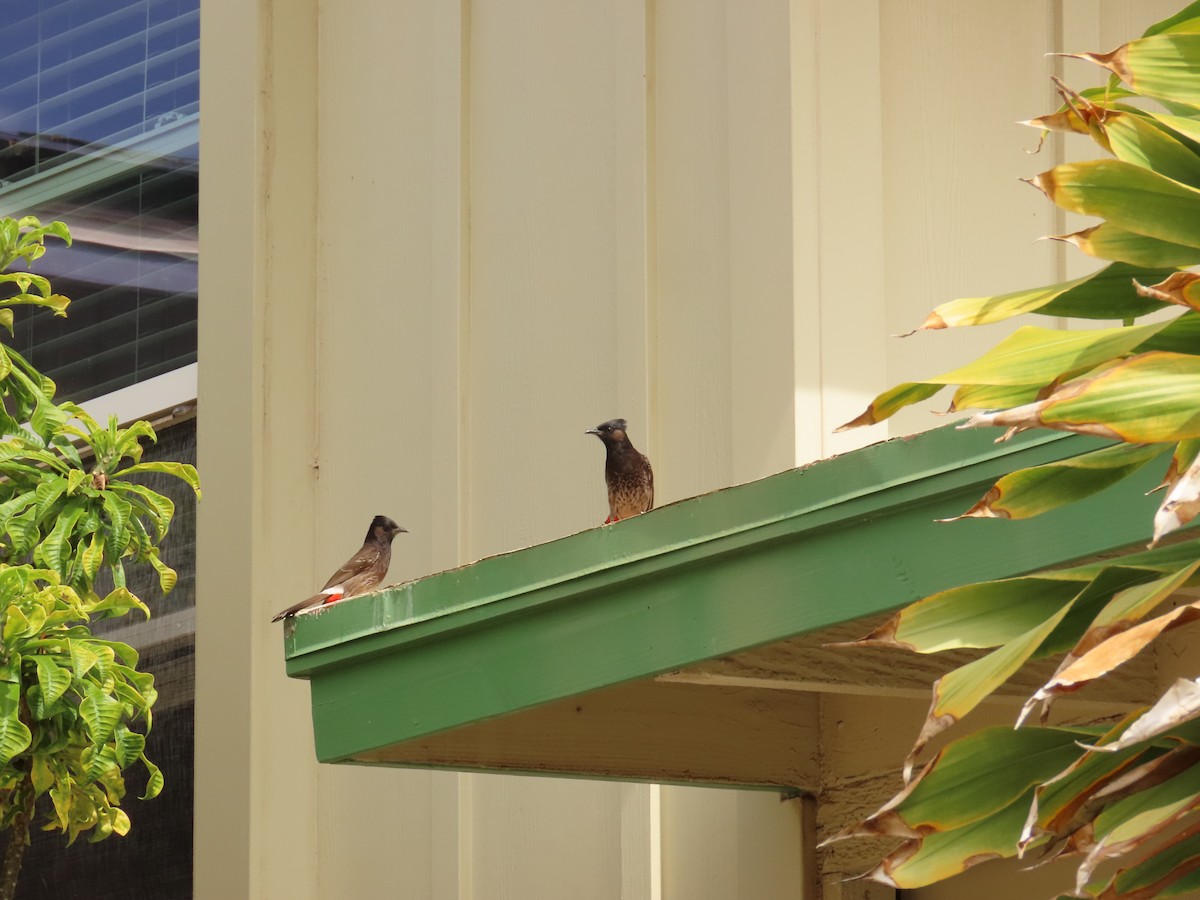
<box><xmin>586</xmin><ymin>418</ymin><xmax>654</xmax><ymax>523</ymax></box>
<box><xmin>271</xmin><ymin>515</ymin><xmax>407</xmax><ymax>621</ymax></box>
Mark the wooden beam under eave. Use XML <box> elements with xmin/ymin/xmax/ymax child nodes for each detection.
<box><xmin>353</xmin><ymin>678</ymin><xmax>823</xmax><ymax>791</ymax></box>
<box><xmin>659</xmin><ymin>616</ymin><xmax>1158</xmax><ymax>710</ymax></box>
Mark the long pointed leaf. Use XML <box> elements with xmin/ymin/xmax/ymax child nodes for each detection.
<box><xmin>950</xmin><ymin>442</ymin><xmax>1169</xmax><ymax>520</ymax></box>
<box><xmin>1049</xmin><ymin>223</ymin><xmax>1200</xmax><ymax>268</ymax></box>
<box><xmin>1029</xmin><ymin>160</ymin><xmax>1200</xmax><ymax>250</ymax></box>
<box><xmin>963</xmin><ymin>351</ymin><xmax>1200</xmax><ymax>443</ymax></box>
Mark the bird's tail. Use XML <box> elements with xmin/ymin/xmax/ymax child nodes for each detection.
<box><xmin>270</xmin><ymin>587</ymin><xmax>346</xmax><ymax>622</ymax></box>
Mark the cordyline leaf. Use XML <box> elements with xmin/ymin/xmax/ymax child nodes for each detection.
<box><xmin>1064</xmin><ymin>537</ymin><xmax>1200</xmax><ymax>580</ymax></box>
<box><xmin>962</xmin><ymin>351</ymin><xmax>1200</xmax><ymax>443</ymax></box>
<box><xmin>865</xmin><ymin>788</ymin><xmax>1035</xmax><ymax>889</ymax></box>
<box><xmin>1099</xmin><ymin>822</ymin><xmax>1200</xmax><ymax>899</ymax></box>
<box><xmin>1021</xmin><ymin>714</ymin><xmax>1157</xmax><ymax>856</ymax></box>
<box><xmin>841</xmin><ymin>577</ymin><xmax>1081</xmax><ymax>653</ymax></box>
<box><xmin>1027</xmin><ymin>597</ymin><xmax>1200</xmax><ymax>710</ymax></box>
<box><xmin>1048</xmin><ymin>223</ymin><xmax>1200</xmax><ymax>268</ymax></box>
<box><xmin>842</xmin><ymin>322</ymin><xmax>1173</xmax><ymax>429</ymax></box>
<box><xmin>1101</xmin><ymin>109</ymin><xmax>1200</xmax><ymax>188</ymax></box>
<box><xmin>844</xmin><ymin>560</ymin><xmax>1162</xmax><ymax>655</ymax></box>
<box><xmin>1155</xmin><ymin>439</ymin><xmax>1200</xmax><ymax>542</ymax></box>
<box><xmin>904</xmin><ymin>602</ymin><xmax>1075</xmax><ymax>781</ymax></box>
<box><xmin>1143</xmin><ymin>309</ymin><xmax>1200</xmax><ymax>354</ymax></box>
<box><xmin>913</xmin><ymin>263</ymin><xmax>1170</xmax><ymax>330</ymax></box>
<box><xmin>1028</xmin><ymin>160</ymin><xmax>1200</xmax><ymax>251</ymax></box>
<box><xmin>1023</xmin><ymin>106</ymin><xmax>1091</xmax><ymax>137</ymax></box>
<box><xmin>836</xmin><ymin>382</ymin><xmax>942</xmax><ymax>430</ymax></box>
<box><xmin>949</xmin><ymin>382</ymin><xmax>1043</xmax><ymax>413</ymax></box>
<box><xmin>1153</xmin><ymin>109</ymin><xmax>1200</xmax><ymax>147</ymax></box>
<box><xmin>1056</xmin><ymin>746</ymin><xmax>1200</xmax><ymax>863</ymax></box>
<box><xmin>947</xmin><ymin>442</ymin><xmax>1169</xmax><ymax>521</ymax></box>
<box><xmin>1153</xmin><ymin>438</ymin><xmax>1200</xmax><ymax>494</ymax></box>
<box><xmin>1019</xmin><ymin>562</ymin><xmax>1200</xmax><ymax>726</ymax></box>
<box><xmin>1077</xmin><ymin>755</ymin><xmax>1200</xmax><ymax>894</ymax></box>
<box><xmin>1089</xmin><ymin>678</ymin><xmax>1200</xmax><ymax>754</ymax></box>
<box><xmin>1069</xmin><ymin>33</ymin><xmax>1200</xmax><ymax>108</ymax></box>
<box><xmin>1143</xmin><ymin>4</ymin><xmax>1200</xmax><ymax>38</ymax></box>
<box><xmin>1136</xmin><ymin>271</ymin><xmax>1200</xmax><ymax>312</ymax></box>
<box><xmin>926</xmin><ymin>320</ymin><xmax>1170</xmax><ymax>387</ymax></box>
<box><xmin>829</xmin><ymin>726</ymin><xmax>1088</xmax><ymax>842</ymax></box>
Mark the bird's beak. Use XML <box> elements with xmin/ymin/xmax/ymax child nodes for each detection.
<box><xmin>397</xmin><ymin>526</ymin><xmax>410</xmax><ymax>533</ymax></box>
<box><xmin>585</xmin><ymin>428</ymin><xmax>600</xmax><ymax>436</ymax></box>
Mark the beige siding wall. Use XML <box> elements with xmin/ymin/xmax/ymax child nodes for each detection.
<box><xmin>196</xmin><ymin>1</ymin><xmax>1180</xmax><ymax>898</ymax></box>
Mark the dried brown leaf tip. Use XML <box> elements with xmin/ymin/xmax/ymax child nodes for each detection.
<box><xmin>1134</xmin><ymin>272</ymin><xmax>1200</xmax><ymax>312</ymax></box>
<box><xmin>1059</xmin><ymin>46</ymin><xmax>1133</xmax><ymax>86</ymax></box>
<box><xmin>937</xmin><ymin>485</ymin><xmax>1007</xmax><ymax>522</ymax></box>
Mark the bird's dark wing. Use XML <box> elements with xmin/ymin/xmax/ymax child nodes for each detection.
<box><xmin>321</xmin><ymin>542</ymin><xmax>385</xmax><ymax>591</ymax></box>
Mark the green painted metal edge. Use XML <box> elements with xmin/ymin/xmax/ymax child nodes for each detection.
<box><xmin>283</xmin><ymin>425</ymin><xmax>1167</xmax><ymax>764</ymax></box>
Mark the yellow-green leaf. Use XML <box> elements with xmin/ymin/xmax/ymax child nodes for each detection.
<box><xmin>868</xmin><ymin>789</ymin><xmax>1035</xmax><ymax>889</ymax></box>
<box><xmin>1029</xmin><ymin>159</ymin><xmax>1200</xmax><ymax>250</ymax></box>
<box><xmin>924</xmin><ymin>320</ymin><xmax>1168</xmax><ymax>387</ymax></box>
<box><xmin>836</xmin><ymin>726</ymin><xmax>1087</xmax><ymax>841</ymax></box>
<box><xmin>1102</xmin><ymin>110</ymin><xmax>1200</xmax><ymax>188</ymax></box>
<box><xmin>949</xmin><ymin>382</ymin><xmax>1043</xmax><ymax>413</ymax></box>
<box><xmin>1049</xmin><ymin>223</ymin><xmax>1200</xmax><ymax>268</ymax></box>
<box><xmin>0</xmin><ymin>678</ymin><xmax>31</xmax><ymax>769</ymax></box>
<box><xmin>906</xmin><ymin>602</ymin><xmax>1074</xmax><ymax>775</ymax></box>
<box><xmin>962</xmin><ymin>351</ymin><xmax>1200</xmax><ymax>443</ymax></box>
<box><xmin>917</xmin><ymin>263</ymin><xmax>1172</xmax><ymax>330</ymax></box>
<box><xmin>1073</xmin><ymin>33</ymin><xmax>1200</xmax><ymax>107</ymax></box>
<box><xmin>949</xmin><ymin>442</ymin><xmax>1170</xmax><ymax>520</ymax></box>
<box><xmin>79</xmin><ymin>682</ymin><xmax>122</xmax><ymax>746</ymax></box>
<box><xmin>33</xmin><ymin>656</ymin><xmax>71</xmax><ymax>708</ymax></box>
<box><xmin>836</xmin><ymin>382</ymin><xmax>942</xmax><ymax>430</ymax></box>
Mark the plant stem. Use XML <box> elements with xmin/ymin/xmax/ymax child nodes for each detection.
<box><xmin>0</xmin><ymin>777</ymin><xmax>34</xmax><ymax>900</ymax></box>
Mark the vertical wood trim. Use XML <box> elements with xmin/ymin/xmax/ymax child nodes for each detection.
<box><xmin>195</xmin><ymin>0</ymin><xmax>259</xmax><ymax>895</ymax></box>
<box><xmin>726</xmin><ymin>0</ymin><xmax>800</xmax><ymax>482</ymax></box>
<box><xmin>429</xmin><ymin>0</ymin><xmax>471</xmax><ymax>571</ymax></box>
<box><xmin>814</xmin><ymin>0</ymin><xmax>888</xmax><ymax>453</ymax></box>
<box><xmin>645</xmin><ymin>0</ymin><xmax>662</xmax><ymax>463</ymax></box>
<box><xmin>615</xmin><ymin>0</ymin><xmax>654</xmax><ymax>449</ymax></box>
<box><xmin>198</xmin><ymin>0</ymin><xmax>322</xmax><ymax>895</ymax></box>
<box><xmin>620</xmin><ymin>783</ymin><xmax>662</xmax><ymax>900</ymax></box>
<box><xmin>790</xmin><ymin>0</ymin><xmax>824</xmax><ymax>467</ymax></box>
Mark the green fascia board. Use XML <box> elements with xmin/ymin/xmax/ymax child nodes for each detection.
<box><xmin>284</xmin><ymin>424</ymin><xmax>1166</xmax><ymax>764</ymax></box>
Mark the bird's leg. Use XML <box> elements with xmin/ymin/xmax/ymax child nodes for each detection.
<box><xmin>321</xmin><ymin>591</ymin><xmax>345</xmax><ymax>606</ymax></box>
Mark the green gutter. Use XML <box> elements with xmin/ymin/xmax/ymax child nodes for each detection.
<box><xmin>284</xmin><ymin>425</ymin><xmax>1163</xmax><ymax>764</ymax></box>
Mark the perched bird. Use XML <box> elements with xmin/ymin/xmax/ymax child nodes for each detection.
<box><xmin>271</xmin><ymin>515</ymin><xmax>407</xmax><ymax>622</ymax></box>
<box><xmin>586</xmin><ymin>418</ymin><xmax>654</xmax><ymax>523</ymax></box>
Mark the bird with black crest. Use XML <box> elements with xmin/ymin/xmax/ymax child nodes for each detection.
<box><xmin>586</xmin><ymin>418</ymin><xmax>654</xmax><ymax>524</ymax></box>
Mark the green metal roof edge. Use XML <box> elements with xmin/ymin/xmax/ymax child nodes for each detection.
<box><xmin>283</xmin><ymin>425</ymin><xmax>1166</xmax><ymax>763</ymax></box>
